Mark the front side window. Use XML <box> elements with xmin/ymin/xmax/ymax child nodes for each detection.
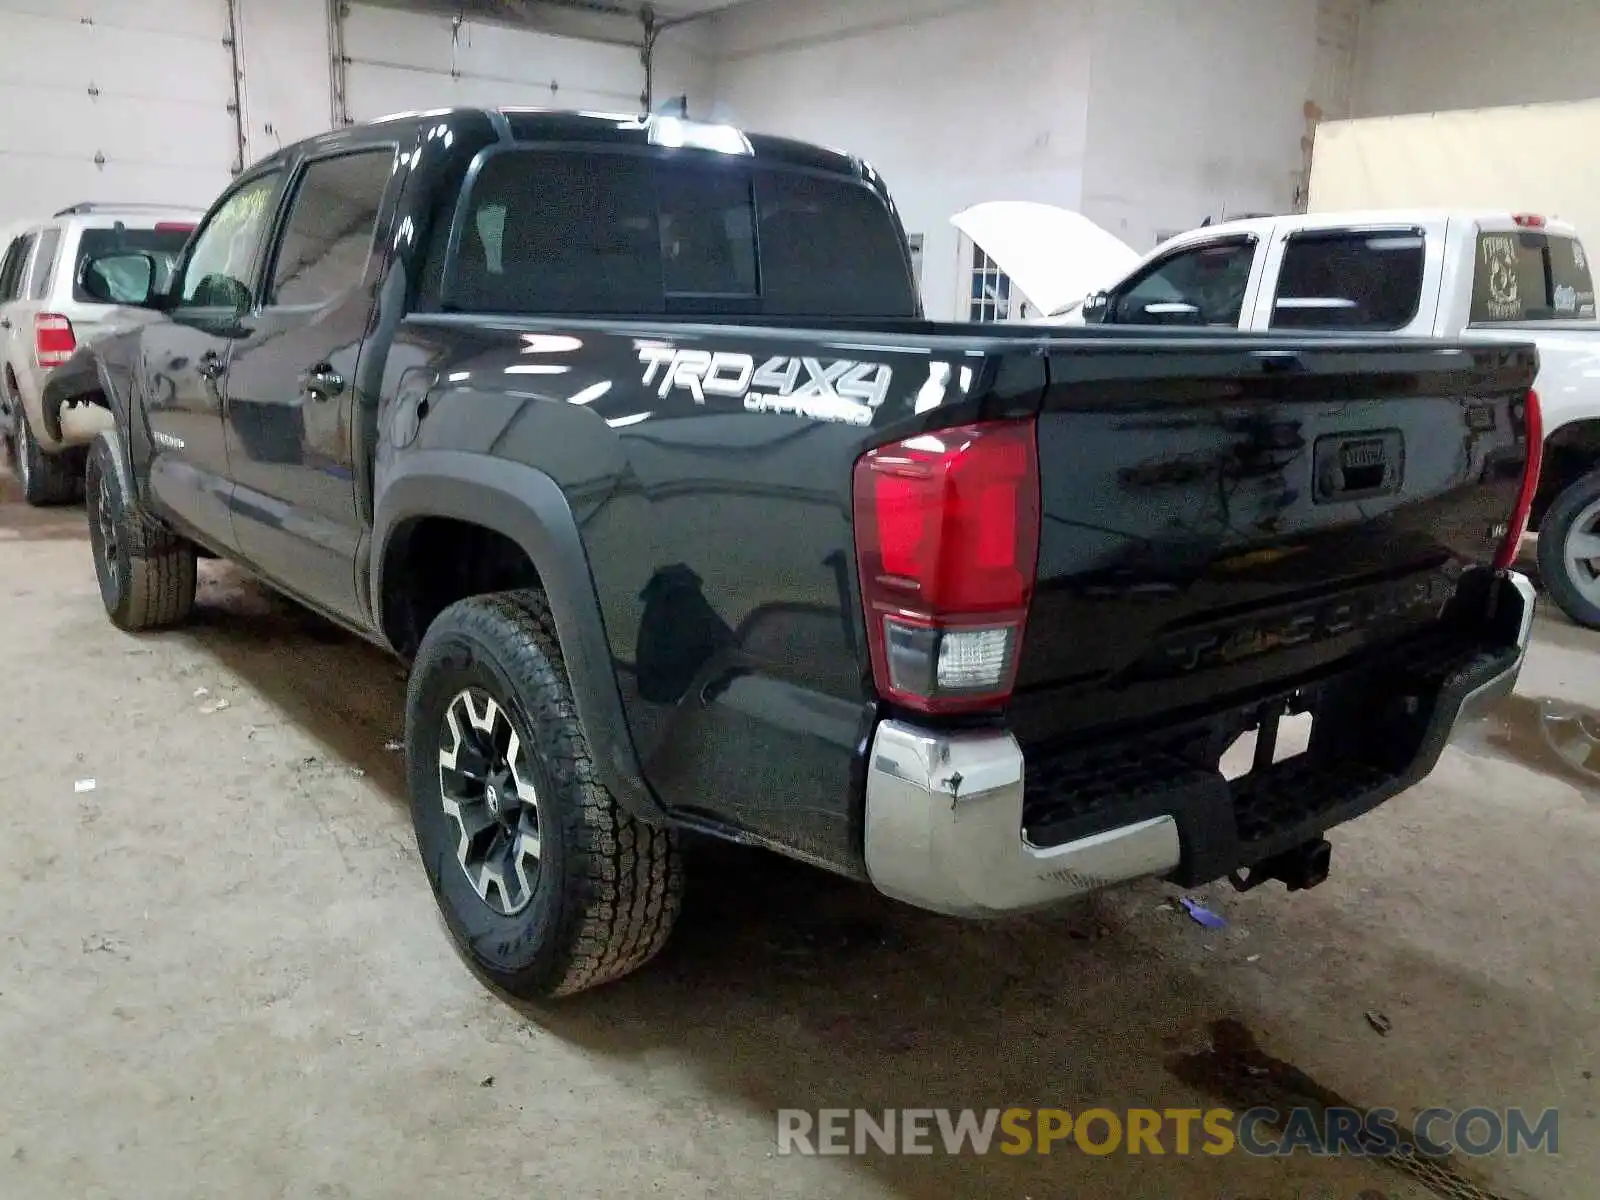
<box><xmin>1270</xmin><ymin>229</ymin><xmax>1425</xmax><ymax>331</ymax></box>
<box><xmin>1111</xmin><ymin>240</ymin><xmax>1256</xmax><ymax>326</ymax></box>
<box><xmin>269</xmin><ymin>150</ymin><xmax>393</xmax><ymax>308</ymax></box>
<box><xmin>1470</xmin><ymin>229</ymin><xmax>1597</xmax><ymax>324</ymax></box>
<box><xmin>442</xmin><ymin>148</ymin><xmax>917</xmax><ymax>318</ymax></box>
<box><xmin>180</xmin><ymin>173</ymin><xmax>282</xmax><ymax>310</ymax></box>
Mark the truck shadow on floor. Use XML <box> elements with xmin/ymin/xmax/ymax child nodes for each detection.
<box><xmin>182</xmin><ymin>562</ymin><xmax>410</xmax><ymax>806</ymax></box>
<box><xmin>175</xmin><ymin>564</ymin><xmax>1571</xmax><ymax>1200</ymax></box>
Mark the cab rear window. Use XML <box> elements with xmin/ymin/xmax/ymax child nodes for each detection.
<box><xmin>1469</xmin><ymin>229</ymin><xmax>1596</xmax><ymax>323</ymax></box>
<box><xmin>438</xmin><ymin>147</ymin><xmax>918</xmax><ymax>319</ymax></box>
<box><xmin>73</xmin><ymin>225</ymin><xmax>194</xmax><ymax>303</ymax></box>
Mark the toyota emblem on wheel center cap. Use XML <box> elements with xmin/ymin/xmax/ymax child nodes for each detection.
<box><xmin>485</xmin><ymin>783</ymin><xmax>500</xmax><ymax>815</ymax></box>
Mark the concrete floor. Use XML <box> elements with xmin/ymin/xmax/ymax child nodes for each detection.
<box><xmin>0</xmin><ymin>468</ymin><xmax>1596</xmax><ymax>1200</ymax></box>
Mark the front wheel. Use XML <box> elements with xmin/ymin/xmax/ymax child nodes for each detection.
<box><xmin>406</xmin><ymin>590</ymin><xmax>683</xmax><ymax>999</ymax></box>
<box><xmin>85</xmin><ymin>434</ymin><xmax>197</xmax><ymax>630</ymax></box>
<box><xmin>1537</xmin><ymin>470</ymin><xmax>1600</xmax><ymax>630</ymax></box>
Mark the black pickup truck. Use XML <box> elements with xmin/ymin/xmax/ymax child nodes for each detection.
<box><xmin>53</xmin><ymin>108</ymin><xmax>1540</xmax><ymax>998</ymax></box>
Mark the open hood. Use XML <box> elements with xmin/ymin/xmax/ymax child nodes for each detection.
<box><xmin>950</xmin><ymin>201</ymin><xmax>1140</xmax><ymax>317</ymax></box>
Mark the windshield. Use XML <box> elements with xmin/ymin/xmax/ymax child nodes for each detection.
<box><xmin>74</xmin><ymin>225</ymin><xmax>194</xmax><ymax>303</ymax></box>
<box><xmin>1470</xmin><ymin>229</ymin><xmax>1596</xmax><ymax>323</ymax></box>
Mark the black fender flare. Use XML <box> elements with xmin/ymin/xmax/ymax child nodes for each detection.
<box><xmin>371</xmin><ymin>449</ymin><xmax>665</xmax><ymax>824</ymax></box>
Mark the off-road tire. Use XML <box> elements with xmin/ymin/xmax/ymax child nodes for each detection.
<box><xmin>407</xmin><ymin>590</ymin><xmax>683</xmax><ymax>999</ymax></box>
<box><xmin>85</xmin><ymin>434</ymin><xmax>197</xmax><ymax>630</ymax></box>
<box><xmin>1537</xmin><ymin>470</ymin><xmax>1600</xmax><ymax>630</ymax></box>
<box><xmin>13</xmin><ymin>403</ymin><xmax>83</xmax><ymax>506</ymax></box>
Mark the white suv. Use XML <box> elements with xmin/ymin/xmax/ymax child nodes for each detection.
<box><xmin>0</xmin><ymin>203</ymin><xmax>202</xmax><ymax>505</ymax></box>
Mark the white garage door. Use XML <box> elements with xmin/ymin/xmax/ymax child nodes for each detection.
<box><xmin>0</xmin><ymin>0</ymin><xmax>238</xmax><ymax>227</ymax></box>
<box><xmin>341</xmin><ymin>6</ymin><xmax>644</xmax><ymax>124</ymax></box>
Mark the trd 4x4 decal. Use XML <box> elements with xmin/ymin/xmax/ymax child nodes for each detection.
<box><xmin>637</xmin><ymin>346</ymin><xmax>893</xmax><ymax>426</ymax></box>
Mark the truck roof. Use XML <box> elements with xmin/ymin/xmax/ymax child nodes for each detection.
<box><xmin>267</xmin><ymin>107</ymin><xmax>873</xmax><ymax>185</ymax></box>
<box><xmin>1192</xmin><ymin>208</ymin><xmax>1582</xmax><ymax>240</ymax></box>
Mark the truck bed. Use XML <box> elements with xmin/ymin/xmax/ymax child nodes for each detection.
<box><xmin>397</xmin><ymin>313</ymin><xmax>1536</xmax><ymax>878</ymax></box>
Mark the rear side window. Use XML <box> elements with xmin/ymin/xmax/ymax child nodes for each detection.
<box><xmin>442</xmin><ymin>148</ymin><xmax>916</xmax><ymax>318</ymax></box>
<box><xmin>75</xmin><ymin>225</ymin><xmax>195</xmax><ymax>303</ymax></box>
<box><xmin>1270</xmin><ymin>229</ymin><xmax>1425</xmax><ymax>331</ymax></box>
<box><xmin>1470</xmin><ymin>229</ymin><xmax>1597</xmax><ymax>323</ymax></box>
<box><xmin>28</xmin><ymin>228</ymin><xmax>61</xmax><ymax>300</ymax></box>
<box><xmin>269</xmin><ymin>149</ymin><xmax>393</xmax><ymax>308</ymax></box>
<box><xmin>0</xmin><ymin>234</ymin><xmax>34</xmax><ymax>302</ymax></box>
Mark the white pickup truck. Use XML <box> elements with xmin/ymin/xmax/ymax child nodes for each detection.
<box><xmin>966</xmin><ymin>208</ymin><xmax>1600</xmax><ymax>628</ymax></box>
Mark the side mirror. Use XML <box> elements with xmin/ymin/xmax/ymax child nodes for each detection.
<box><xmin>191</xmin><ymin>273</ymin><xmax>252</xmax><ymax>315</ymax></box>
<box><xmin>1081</xmin><ymin>290</ymin><xmax>1111</xmax><ymax>324</ymax></box>
<box><xmin>79</xmin><ymin>252</ymin><xmax>159</xmax><ymax>306</ymax></box>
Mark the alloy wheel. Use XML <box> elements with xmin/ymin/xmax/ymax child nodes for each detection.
<box><xmin>1563</xmin><ymin>497</ymin><xmax>1600</xmax><ymax>608</ymax></box>
<box><xmin>437</xmin><ymin>688</ymin><xmax>542</xmax><ymax>916</ymax></box>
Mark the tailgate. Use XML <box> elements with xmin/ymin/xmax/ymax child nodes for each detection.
<box><xmin>1006</xmin><ymin>336</ymin><xmax>1537</xmax><ymax>747</ymax></box>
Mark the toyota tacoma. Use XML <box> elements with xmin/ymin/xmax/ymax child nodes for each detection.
<box><xmin>53</xmin><ymin>109</ymin><xmax>1541</xmax><ymax>997</ymax></box>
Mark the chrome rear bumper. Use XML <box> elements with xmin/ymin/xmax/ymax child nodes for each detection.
<box><xmin>862</xmin><ymin>570</ymin><xmax>1536</xmax><ymax>918</ymax></box>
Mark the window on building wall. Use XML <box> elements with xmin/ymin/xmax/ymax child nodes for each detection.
<box><xmin>968</xmin><ymin>243</ymin><xmax>1015</xmax><ymax>321</ymax></box>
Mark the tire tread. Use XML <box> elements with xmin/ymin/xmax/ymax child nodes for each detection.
<box><xmin>86</xmin><ymin>436</ymin><xmax>196</xmax><ymax>631</ymax></box>
<box><xmin>413</xmin><ymin>589</ymin><xmax>682</xmax><ymax>998</ymax></box>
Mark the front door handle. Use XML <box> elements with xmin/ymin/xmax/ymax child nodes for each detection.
<box><xmin>301</xmin><ymin>365</ymin><xmax>344</xmax><ymax>399</ymax></box>
<box><xmin>197</xmin><ymin>352</ymin><xmax>225</xmax><ymax>380</ymax></box>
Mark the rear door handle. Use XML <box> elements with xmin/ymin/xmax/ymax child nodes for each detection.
<box><xmin>301</xmin><ymin>364</ymin><xmax>344</xmax><ymax>399</ymax></box>
<box><xmin>197</xmin><ymin>352</ymin><xmax>225</xmax><ymax>380</ymax></box>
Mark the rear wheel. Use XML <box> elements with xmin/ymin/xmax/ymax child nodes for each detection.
<box><xmin>1538</xmin><ymin>470</ymin><xmax>1600</xmax><ymax>629</ymax></box>
<box><xmin>407</xmin><ymin>590</ymin><xmax>683</xmax><ymax>999</ymax></box>
<box><xmin>85</xmin><ymin>434</ymin><xmax>197</xmax><ymax>630</ymax></box>
<box><xmin>13</xmin><ymin>403</ymin><xmax>83</xmax><ymax>507</ymax></box>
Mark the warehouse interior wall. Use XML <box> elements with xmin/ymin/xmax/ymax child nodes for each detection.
<box><xmin>233</xmin><ymin>2</ymin><xmax>714</xmax><ymax>161</ymax></box>
<box><xmin>236</xmin><ymin>0</ymin><xmax>336</xmax><ymax>168</ymax></box>
<box><xmin>703</xmin><ymin>0</ymin><xmax>1335</xmax><ymax>316</ymax></box>
<box><xmin>1080</xmin><ymin>0</ymin><xmax>1323</xmax><ymax>251</ymax></box>
<box><xmin>1353</xmin><ymin>0</ymin><xmax>1600</xmax><ymax>117</ymax></box>
<box><xmin>703</xmin><ymin>0</ymin><xmax>1095</xmax><ymax>321</ymax></box>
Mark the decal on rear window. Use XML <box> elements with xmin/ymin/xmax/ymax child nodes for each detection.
<box><xmin>1471</xmin><ymin>230</ymin><xmax>1596</xmax><ymax>323</ymax></box>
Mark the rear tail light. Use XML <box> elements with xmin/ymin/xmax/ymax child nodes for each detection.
<box><xmin>1512</xmin><ymin>213</ymin><xmax>1547</xmax><ymax>229</ymax></box>
<box><xmin>154</xmin><ymin>222</ymin><xmax>196</xmax><ymax>234</ymax></box>
<box><xmin>1495</xmin><ymin>388</ymin><xmax>1543</xmax><ymax>570</ymax></box>
<box><xmin>34</xmin><ymin>314</ymin><xmax>76</xmax><ymax>369</ymax></box>
<box><xmin>852</xmin><ymin>419</ymin><xmax>1040</xmax><ymax>714</ymax></box>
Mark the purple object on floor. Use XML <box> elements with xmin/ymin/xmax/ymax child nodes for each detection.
<box><xmin>1180</xmin><ymin>897</ymin><xmax>1227</xmax><ymax>929</ymax></box>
